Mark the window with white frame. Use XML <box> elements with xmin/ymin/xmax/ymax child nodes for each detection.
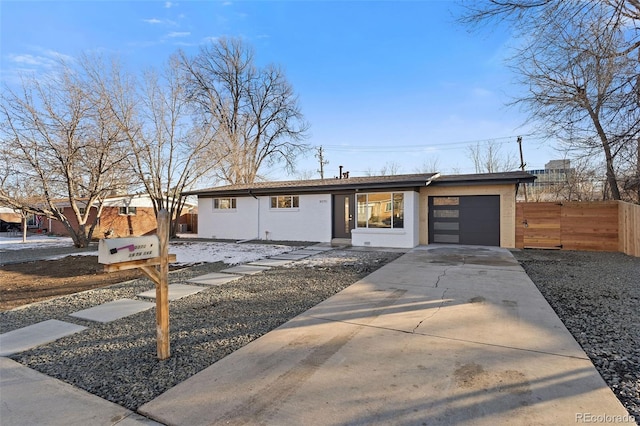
<box><xmin>118</xmin><ymin>206</ymin><xmax>137</xmax><ymax>216</ymax></box>
<box><xmin>213</xmin><ymin>197</ymin><xmax>236</xmax><ymax>209</ymax></box>
<box><xmin>357</xmin><ymin>192</ymin><xmax>404</xmax><ymax>229</ymax></box>
<box><xmin>270</xmin><ymin>195</ymin><xmax>299</xmax><ymax>209</ymax></box>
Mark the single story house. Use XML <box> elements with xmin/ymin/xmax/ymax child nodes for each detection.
<box><xmin>184</xmin><ymin>171</ymin><xmax>536</xmax><ymax>249</ymax></box>
<box><xmin>43</xmin><ymin>194</ymin><xmax>197</xmax><ymax>238</ymax></box>
<box><xmin>0</xmin><ymin>207</ymin><xmax>22</xmax><ymax>225</ymax></box>
<box><xmin>0</xmin><ymin>207</ymin><xmax>22</xmax><ymax>231</ymax></box>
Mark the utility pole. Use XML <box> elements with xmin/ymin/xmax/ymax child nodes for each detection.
<box><xmin>316</xmin><ymin>146</ymin><xmax>329</xmax><ymax>179</ymax></box>
<box><xmin>517</xmin><ymin>136</ymin><xmax>528</xmax><ymax>202</ymax></box>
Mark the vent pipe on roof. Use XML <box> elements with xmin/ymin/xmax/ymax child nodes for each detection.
<box><xmin>337</xmin><ymin>165</ymin><xmax>349</xmax><ymax>179</ymax></box>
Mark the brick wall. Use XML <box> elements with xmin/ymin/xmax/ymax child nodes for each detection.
<box><xmin>48</xmin><ymin>206</ymin><xmax>196</xmax><ymax>238</ymax></box>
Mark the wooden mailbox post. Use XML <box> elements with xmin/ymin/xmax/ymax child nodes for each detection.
<box><xmin>98</xmin><ymin>210</ymin><xmax>174</xmax><ymax>360</ymax></box>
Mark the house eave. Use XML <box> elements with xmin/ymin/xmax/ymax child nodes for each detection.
<box><xmin>183</xmin><ymin>171</ymin><xmax>536</xmax><ymax>198</ymax></box>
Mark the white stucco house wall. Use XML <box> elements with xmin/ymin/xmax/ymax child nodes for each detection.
<box><xmin>184</xmin><ymin>172</ymin><xmax>535</xmax><ymax>249</ymax></box>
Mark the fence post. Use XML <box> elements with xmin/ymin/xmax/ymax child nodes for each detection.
<box><xmin>156</xmin><ymin>209</ymin><xmax>170</xmax><ymax>360</ymax></box>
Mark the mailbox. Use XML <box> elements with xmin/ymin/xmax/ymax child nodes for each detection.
<box><xmin>98</xmin><ymin>236</ymin><xmax>160</xmax><ymax>264</ymax></box>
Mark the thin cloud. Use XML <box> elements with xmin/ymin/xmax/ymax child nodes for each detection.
<box><xmin>7</xmin><ymin>48</ymin><xmax>72</xmax><ymax>69</ymax></box>
<box><xmin>472</xmin><ymin>87</ymin><xmax>493</xmax><ymax>97</ymax></box>
<box><xmin>172</xmin><ymin>41</ymin><xmax>198</xmax><ymax>47</ymax></box>
<box><xmin>202</xmin><ymin>36</ymin><xmax>219</xmax><ymax>44</ymax></box>
<box><xmin>165</xmin><ymin>1</ymin><xmax>173</xmax><ymax>8</ymax></box>
<box><xmin>167</xmin><ymin>31</ymin><xmax>190</xmax><ymax>38</ymax></box>
<box><xmin>143</xmin><ymin>18</ymin><xmax>178</xmax><ymax>26</ymax></box>
<box><xmin>43</xmin><ymin>49</ymin><xmax>75</xmax><ymax>63</ymax></box>
<box><xmin>2</xmin><ymin>48</ymin><xmax>76</xmax><ymax>87</ymax></box>
<box><xmin>8</xmin><ymin>54</ymin><xmax>44</xmax><ymax>66</ymax></box>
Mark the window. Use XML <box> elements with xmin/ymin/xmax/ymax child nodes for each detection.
<box><xmin>78</xmin><ymin>207</ymin><xmax>86</xmax><ymax>215</ymax></box>
<box><xmin>357</xmin><ymin>192</ymin><xmax>404</xmax><ymax>229</ymax></box>
<box><xmin>270</xmin><ymin>195</ymin><xmax>299</xmax><ymax>209</ymax></box>
<box><xmin>213</xmin><ymin>198</ymin><xmax>236</xmax><ymax>209</ymax></box>
<box><xmin>26</xmin><ymin>214</ymin><xmax>37</xmax><ymax>227</ymax></box>
<box><xmin>119</xmin><ymin>206</ymin><xmax>137</xmax><ymax>216</ymax></box>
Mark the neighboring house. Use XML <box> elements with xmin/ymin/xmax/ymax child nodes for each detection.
<box><xmin>44</xmin><ymin>195</ymin><xmax>197</xmax><ymax>238</ymax></box>
<box><xmin>185</xmin><ymin>172</ymin><xmax>536</xmax><ymax>249</ymax></box>
<box><xmin>0</xmin><ymin>207</ymin><xmax>22</xmax><ymax>227</ymax></box>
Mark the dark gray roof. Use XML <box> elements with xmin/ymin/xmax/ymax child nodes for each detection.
<box><xmin>183</xmin><ymin>173</ymin><xmax>438</xmax><ymax>196</ymax></box>
<box><xmin>433</xmin><ymin>171</ymin><xmax>536</xmax><ymax>186</ymax></box>
<box><xmin>183</xmin><ymin>171</ymin><xmax>535</xmax><ymax>197</ymax></box>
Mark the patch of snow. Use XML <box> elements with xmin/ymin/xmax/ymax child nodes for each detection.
<box><xmin>0</xmin><ymin>235</ymin><xmax>75</xmax><ymax>250</ymax></box>
<box><xmin>170</xmin><ymin>242</ymin><xmax>295</xmax><ymax>266</ymax></box>
<box><xmin>284</xmin><ymin>252</ymin><xmax>361</xmax><ymax>268</ymax></box>
<box><xmin>0</xmin><ymin>236</ymin><xmax>297</xmax><ymax>265</ymax></box>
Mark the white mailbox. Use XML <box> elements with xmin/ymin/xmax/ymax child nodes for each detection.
<box><xmin>98</xmin><ymin>236</ymin><xmax>160</xmax><ymax>264</ymax></box>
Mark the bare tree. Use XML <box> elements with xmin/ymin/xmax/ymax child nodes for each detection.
<box><xmin>0</xmin><ymin>153</ymin><xmax>40</xmax><ymax>242</ymax></box>
<box><xmin>467</xmin><ymin>141</ymin><xmax>518</xmax><ymax>173</ymax></box>
<box><xmin>294</xmin><ymin>169</ymin><xmax>317</xmax><ymax>180</ymax></box>
<box><xmin>0</xmin><ymin>59</ymin><xmax>130</xmax><ymax>247</ymax></box>
<box><xmin>414</xmin><ymin>157</ymin><xmax>441</xmax><ymax>173</ymax></box>
<box><xmin>95</xmin><ymin>54</ymin><xmax>220</xmax><ymax>237</ymax></box>
<box><xmin>179</xmin><ymin>37</ymin><xmax>310</xmax><ymax>184</ymax></box>
<box><xmin>365</xmin><ymin>161</ymin><xmax>403</xmax><ymax>176</ymax></box>
<box><xmin>460</xmin><ymin>0</ymin><xmax>640</xmax><ymax>201</ymax></box>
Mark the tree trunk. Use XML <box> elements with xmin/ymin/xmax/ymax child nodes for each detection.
<box><xmin>21</xmin><ymin>215</ymin><xmax>27</xmax><ymax>243</ymax></box>
<box><xmin>587</xmin><ymin>107</ymin><xmax>621</xmax><ymax>200</ymax></box>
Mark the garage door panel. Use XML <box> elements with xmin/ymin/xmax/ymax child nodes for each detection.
<box><xmin>429</xmin><ymin>195</ymin><xmax>500</xmax><ymax>246</ymax></box>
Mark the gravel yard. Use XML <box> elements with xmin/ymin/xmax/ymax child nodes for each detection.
<box><xmin>512</xmin><ymin>249</ymin><xmax>640</xmax><ymax>422</ymax></box>
<box><xmin>1</xmin><ymin>248</ymin><xmax>402</xmax><ymax>410</ymax></box>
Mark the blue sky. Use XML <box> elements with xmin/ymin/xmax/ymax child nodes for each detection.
<box><xmin>1</xmin><ymin>0</ymin><xmax>557</xmax><ymax>181</ymax></box>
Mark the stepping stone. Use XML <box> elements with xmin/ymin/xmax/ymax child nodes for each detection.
<box><xmin>0</xmin><ymin>320</ymin><xmax>87</xmax><ymax>356</ymax></box>
<box><xmin>138</xmin><ymin>284</ymin><xmax>206</xmax><ymax>301</ymax></box>
<box><xmin>269</xmin><ymin>253</ymin><xmax>310</xmax><ymax>260</ymax></box>
<box><xmin>188</xmin><ymin>272</ymin><xmax>242</xmax><ymax>286</ymax></box>
<box><xmin>288</xmin><ymin>250</ymin><xmax>320</xmax><ymax>256</ymax></box>
<box><xmin>247</xmin><ymin>258</ymin><xmax>293</xmax><ymax>267</ymax></box>
<box><xmin>220</xmin><ymin>264</ymin><xmax>271</xmax><ymax>275</ymax></box>
<box><xmin>70</xmin><ymin>299</ymin><xmax>155</xmax><ymax>323</ymax></box>
<box><xmin>305</xmin><ymin>245</ymin><xmax>334</xmax><ymax>252</ymax></box>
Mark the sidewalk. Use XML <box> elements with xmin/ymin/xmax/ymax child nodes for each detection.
<box><xmin>139</xmin><ymin>245</ymin><xmax>634</xmax><ymax>425</ymax></box>
<box><xmin>0</xmin><ymin>357</ymin><xmax>160</xmax><ymax>425</ymax></box>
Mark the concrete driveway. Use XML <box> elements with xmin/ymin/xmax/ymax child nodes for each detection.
<box><xmin>139</xmin><ymin>245</ymin><xmax>633</xmax><ymax>425</ymax></box>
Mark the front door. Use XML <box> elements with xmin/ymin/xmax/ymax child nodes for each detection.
<box><xmin>333</xmin><ymin>194</ymin><xmax>355</xmax><ymax>239</ymax></box>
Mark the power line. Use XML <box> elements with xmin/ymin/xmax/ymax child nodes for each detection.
<box><xmin>319</xmin><ymin>133</ymin><xmax>547</xmax><ymax>153</ymax></box>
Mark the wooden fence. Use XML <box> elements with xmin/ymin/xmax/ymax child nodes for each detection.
<box><xmin>515</xmin><ymin>201</ymin><xmax>639</xmax><ymax>257</ymax></box>
<box><xmin>619</xmin><ymin>202</ymin><xmax>640</xmax><ymax>257</ymax></box>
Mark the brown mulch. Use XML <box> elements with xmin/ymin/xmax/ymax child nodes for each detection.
<box><xmin>0</xmin><ymin>256</ymin><xmax>146</xmax><ymax>311</ymax></box>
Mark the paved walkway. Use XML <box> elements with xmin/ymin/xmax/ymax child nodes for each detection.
<box><xmin>1</xmin><ymin>245</ymin><xmax>635</xmax><ymax>425</ymax></box>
